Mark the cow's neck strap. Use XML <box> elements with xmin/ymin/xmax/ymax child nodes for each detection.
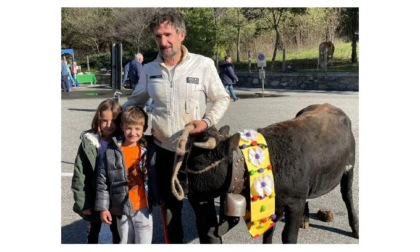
<box><xmin>238</xmin><ymin>130</ymin><xmax>276</xmax><ymax>238</ymax></box>
<box><xmin>229</xmin><ymin>146</ymin><xmax>245</xmax><ymax>194</ymax></box>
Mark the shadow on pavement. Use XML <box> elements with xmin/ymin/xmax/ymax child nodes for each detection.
<box><xmin>61</xmin><ymin>86</ymin><xmax>289</xmax><ymax>100</ymax></box>
<box><xmin>68</xmin><ymin>108</ymin><xmax>96</xmax><ymax>112</ymax></box>
<box><xmin>151</xmin><ymin>199</ymin><xmax>198</xmax><ymax>244</ymax></box>
<box><xmin>308</xmin><ymin>223</ymin><xmax>355</xmax><ymax>238</ymax></box>
<box><xmin>62</xmin><ymin>219</ymin><xmax>87</xmax><ymax>244</ymax></box>
<box><xmin>62</xmin><ymin>200</ymin><xmax>199</xmax><ymax>244</ymax></box>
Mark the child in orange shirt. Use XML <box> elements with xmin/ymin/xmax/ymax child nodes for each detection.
<box><xmin>95</xmin><ymin>106</ymin><xmax>153</xmax><ymax>244</ymax></box>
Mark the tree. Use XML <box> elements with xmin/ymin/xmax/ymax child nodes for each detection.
<box><xmin>61</xmin><ymin>8</ymin><xmax>115</xmax><ymax>55</ymax></box>
<box><xmin>325</xmin><ymin>8</ymin><xmax>341</xmax><ymax>42</ymax></box>
<box><xmin>111</xmin><ymin>8</ymin><xmax>158</xmax><ymax>54</ymax></box>
<box><xmin>243</xmin><ymin>8</ymin><xmax>306</xmax><ymax>70</ymax></box>
<box><xmin>211</xmin><ymin>8</ymin><xmax>226</xmax><ymax>65</ymax></box>
<box><xmin>61</xmin><ymin>7</ymin><xmax>358</xmax><ymax>71</ymax></box>
<box><xmin>181</xmin><ymin>8</ymin><xmax>217</xmax><ymax>57</ymax></box>
<box><xmin>338</xmin><ymin>8</ymin><xmax>359</xmax><ymax>63</ymax></box>
<box><xmin>233</xmin><ymin>8</ymin><xmax>245</xmax><ymax>62</ymax></box>
<box><xmin>350</xmin><ymin>9</ymin><xmax>359</xmax><ymax>63</ymax></box>
<box><xmin>212</xmin><ymin>8</ymin><xmax>255</xmax><ymax>63</ymax></box>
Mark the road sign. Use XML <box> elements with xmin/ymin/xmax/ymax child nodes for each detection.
<box><xmin>257</xmin><ymin>53</ymin><xmax>266</xmax><ymax>68</ymax></box>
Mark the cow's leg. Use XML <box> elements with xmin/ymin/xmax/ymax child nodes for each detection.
<box><xmin>262</xmin><ymin>224</ymin><xmax>276</xmax><ymax>244</ymax></box>
<box><xmin>218</xmin><ymin>215</ymin><xmax>240</xmax><ymax>237</ymax></box>
<box><xmin>188</xmin><ymin>195</ymin><xmax>222</xmax><ymax>244</ymax></box>
<box><xmin>340</xmin><ymin>168</ymin><xmax>359</xmax><ymax>239</ymax></box>
<box><xmin>300</xmin><ymin>201</ymin><xmax>309</xmax><ymax>229</ymax></box>
<box><xmin>217</xmin><ymin>194</ymin><xmax>240</xmax><ymax>237</ymax></box>
<box><xmin>282</xmin><ymin>200</ymin><xmax>306</xmax><ymax>243</ymax></box>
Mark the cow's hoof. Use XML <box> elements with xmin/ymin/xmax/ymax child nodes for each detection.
<box><xmin>352</xmin><ymin>231</ymin><xmax>359</xmax><ymax>239</ymax></box>
<box><xmin>300</xmin><ymin>220</ymin><xmax>309</xmax><ymax>229</ymax></box>
<box><xmin>317</xmin><ymin>209</ymin><xmax>334</xmax><ymax>222</ymax></box>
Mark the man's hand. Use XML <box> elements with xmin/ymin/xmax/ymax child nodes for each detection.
<box><xmin>189</xmin><ymin>120</ymin><xmax>208</xmax><ymax>135</ymax></box>
<box><xmin>82</xmin><ymin>209</ymin><xmax>93</xmax><ymax>216</ymax></box>
<box><xmin>100</xmin><ymin>210</ymin><xmax>113</xmax><ymax>225</ymax></box>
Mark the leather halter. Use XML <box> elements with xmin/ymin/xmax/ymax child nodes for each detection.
<box><xmin>229</xmin><ymin>147</ymin><xmax>246</xmax><ymax>194</ymax></box>
<box><xmin>182</xmin><ymin>139</ymin><xmax>246</xmax><ymax>194</ymax></box>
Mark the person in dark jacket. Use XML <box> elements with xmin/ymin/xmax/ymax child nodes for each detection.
<box><xmin>61</xmin><ymin>59</ymin><xmax>69</xmax><ymax>92</ymax></box>
<box><xmin>219</xmin><ymin>55</ymin><xmax>239</xmax><ymax>101</ymax></box>
<box><xmin>95</xmin><ymin>106</ymin><xmax>153</xmax><ymax>244</ymax></box>
<box><xmin>122</xmin><ymin>61</ymin><xmax>130</xmax><ymax>88</ymax></box>
<box><xmin>128</xmin><ymin>53</ymin><xmax>144</xmax><ymax>90</ymax></box>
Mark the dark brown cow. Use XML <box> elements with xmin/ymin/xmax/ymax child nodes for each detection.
<box><xmin>318</xmin><ymin>41</ymin><xmax>335</xmax><ymax>69</ymax></box>
<box><xmin>173</xmin><ymin>103</ymin><xmax>358</xmax><ymax>244</ymax></box>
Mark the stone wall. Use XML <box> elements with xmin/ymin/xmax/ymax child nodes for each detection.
<box><xmin>96</xmin><ymin>72</ymin><xmax>358</xmax><ymax>92</ymax></box>
<box><xmin>95</xmin><ymin>74</ymin><xmax>111</xmax><ymax>85</ymax></box>
<box><xmin>236</xmin><ymin>72</ymin><xmax>358</xmax><ymax>91</ymax></box>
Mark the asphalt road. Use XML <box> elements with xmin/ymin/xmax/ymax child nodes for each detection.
<box><xmin>61</xmin><ymin>86</ymin><xmax>359</xmax><ymax>244</ymax></box>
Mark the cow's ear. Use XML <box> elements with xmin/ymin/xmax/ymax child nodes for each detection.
<box><xmin>228</xmin><ymin>133</ymin><xmax>241</xmax><ymax>149</ymax></box>
<box><xmin>219</xmin><ymin>125</ymin><xmax>230</xmax><ymax>137</ymax></box>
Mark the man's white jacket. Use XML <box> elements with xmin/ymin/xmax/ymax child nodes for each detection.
<box><xmin>123</xmin><ymin>46</ymin><xmax>230</xmax><ymax>151</ymax></box>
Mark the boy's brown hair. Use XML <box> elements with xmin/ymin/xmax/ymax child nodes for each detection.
<box><xmin>120</xmin><ymin>106</ymin><xmax>149</xmax><ymax>131</ymax></box>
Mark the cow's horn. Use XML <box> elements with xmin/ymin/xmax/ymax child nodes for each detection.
<box><xmin>193</xmin><ymin>137</ymin><xmax>217</xmax><ymax>149</ymax></box>
<box><xmin>176</xmin><ymin>124</ymin><xmax>195</xmax><ymax>156</ymax></box>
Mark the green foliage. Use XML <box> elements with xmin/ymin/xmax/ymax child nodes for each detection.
<box><xmin>234</xmin><ymin>40</ymin><xmax>358</xmax><ymax>72</ymax></box>
<box><xmin>182</xmin><ymin>8</ymin><xmax>217</xmax><ymax>57</ymax></box>
<box><xmin>338</xmin><ymin>8</ymin><xmax>359</xmax><ymax>39</ymax></box>
<box><xmin>89</xmin><ymin>52</ymin><xmax>111</xmax><ymax>70</ymax></box>
<box><xmin>62</xmin><ymin>7</ymin><xmax>359</xmax><ymax>72</ymax></box>
<box><xmin>285</xmin><ymin>40</ymin><xmax>358</xmax><ymax>61</ymax></box>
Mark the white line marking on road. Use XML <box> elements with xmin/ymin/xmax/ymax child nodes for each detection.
<box><xmin>62</xmin><ymin>173</ymin><xmax>73</xmax><ymax>177</ymax></box>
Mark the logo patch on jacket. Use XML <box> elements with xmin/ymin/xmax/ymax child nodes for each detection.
<box><xmin>186</xmin><ymin>77</ymin><xmax>199</xmax><ymax>84</ymax></box>
<box><xmin>149</xmin><ymin>75</ymin><xmax>163</xmax><ymax>79</ymax></box>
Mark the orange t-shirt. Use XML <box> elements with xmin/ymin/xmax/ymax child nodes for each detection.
<box><xmin>121</xmin><ymin>144</ymin><xmax>147</xmax><ymax>211</ymax></box>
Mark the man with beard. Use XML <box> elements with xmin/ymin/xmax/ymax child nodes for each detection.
<box><xmin>122</xmin><ymin>11</ymin><xmax>230</xmax><ymax>244</ymax></box>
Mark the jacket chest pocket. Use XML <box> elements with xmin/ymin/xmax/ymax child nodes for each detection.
<box><xmin>147</xmin><ymin>75</ymin><xmax>168</xmax><ymax>102</ymax></box>
<box><xmin>185</xmin><ymin>81</ymin><xmax>204</xmax><ymax>117</ymax></box>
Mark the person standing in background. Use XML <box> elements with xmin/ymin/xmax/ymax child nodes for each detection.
<box><xmin>61</xmin><ymin>59</ymin><xmax>69</xmax><ymax>92</ymax></box>
<box><xmin>219</xmin><ymin>55</ymin><xmax>239</xmax><ymax>101</ymax></box>
<box><xmin>122</xmin><ymin>61</ymin><xmax>131</xmax><ymax>88</ymax></box>
<box><xmin>128</xmin><ymin>53</ymin><xmax>144</xmax><ymax>90</ymax></box>
<box><xmin>71</xmin><ymin>60</ymin><xmax>80</xmax><ymax>87</ymax></box>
